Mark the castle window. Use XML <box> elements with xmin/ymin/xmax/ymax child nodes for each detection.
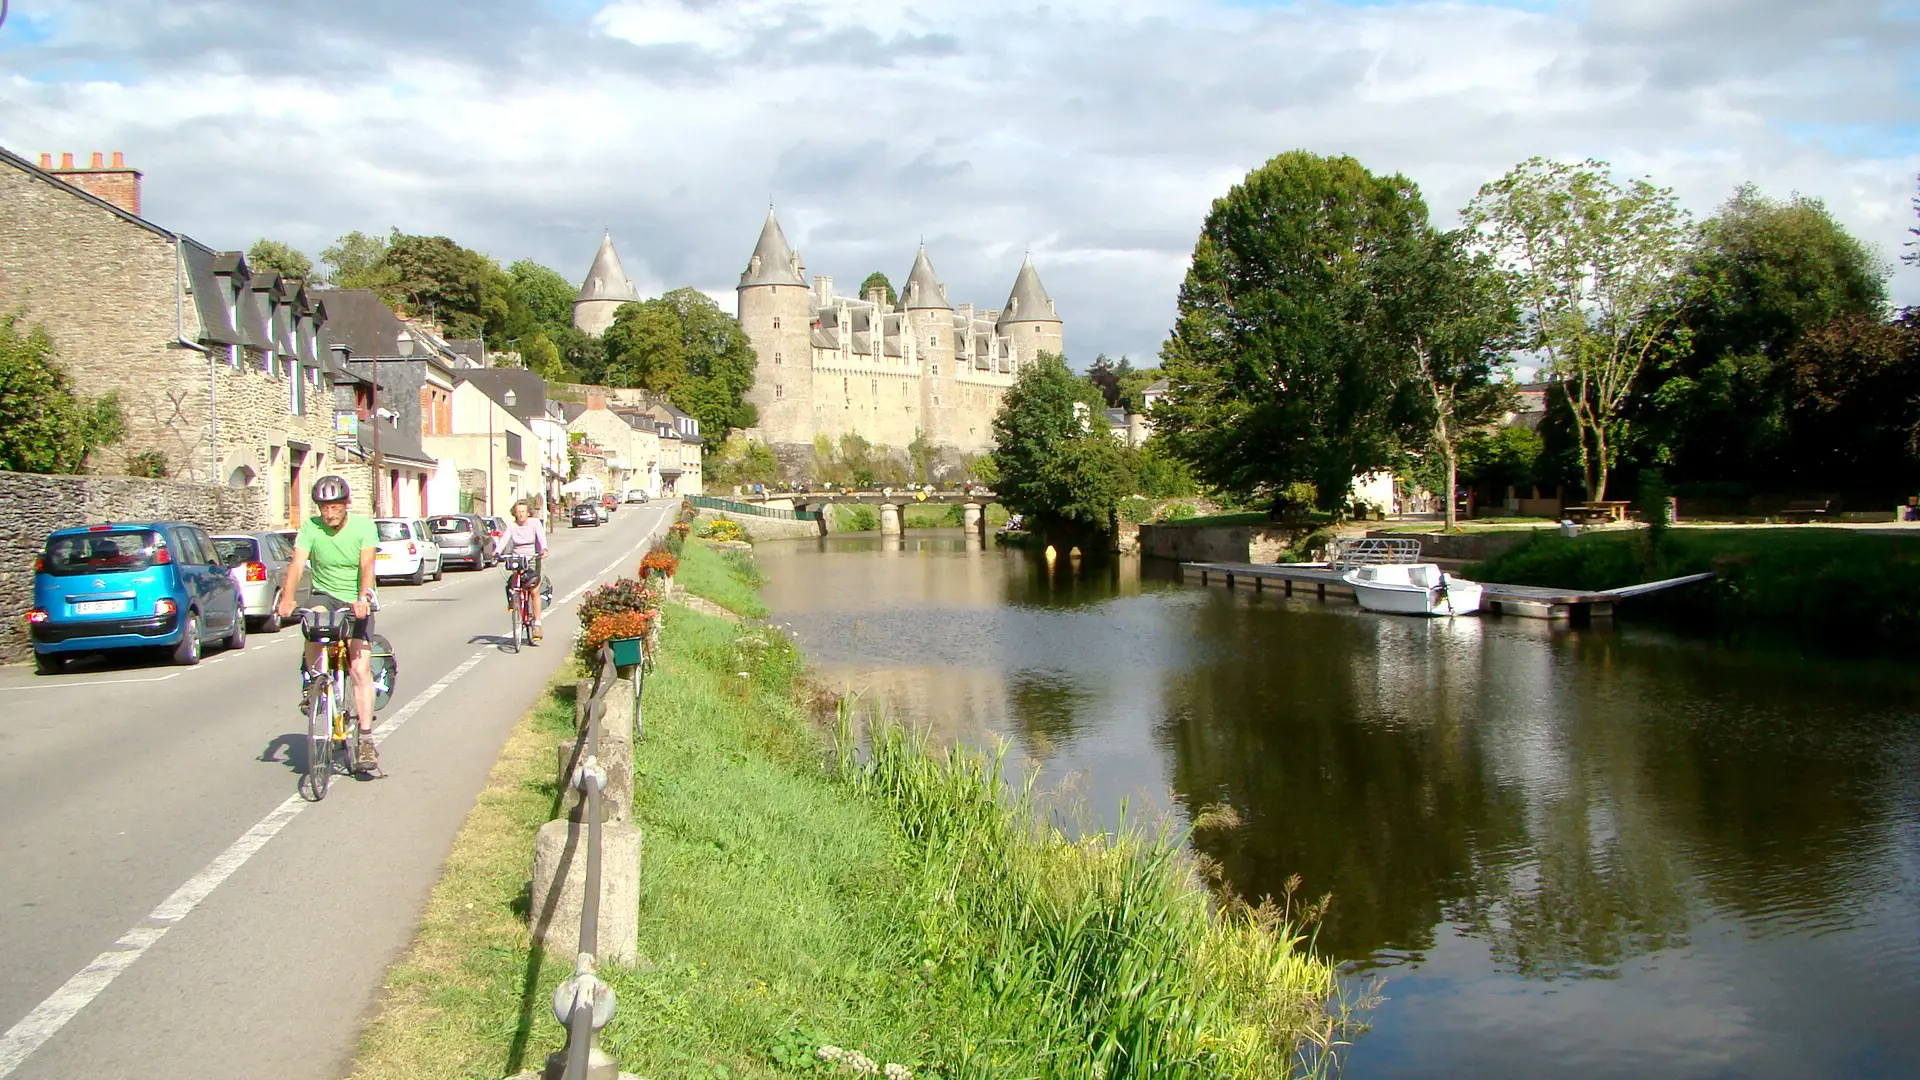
<box><xmin>772</xmin><ymin>318</ymin><xmax>781</xmax><ymax>330</ymax></box>
<box><xmin>870</xmin><ymin>380</ymin><xmax>877</xmax><ymax>395</ymax></box>
<box><xmin>775</xmin><ymin>351</ymin><xmax>782</xmax><ymax>365</ymax></box>
<box><xmin>934</xmin><ymin>397</ymin><xmax>940</xmax><ymax>406</ymax></box>
<box><xmin>931</xmin><ymin>363</ymin><xmax>940</xmax><ymax>377</ymax></box>
<box><xmin>775</xmin><ymin>384</ymin><xmax>784</xmax><ymax>401</ymax></box>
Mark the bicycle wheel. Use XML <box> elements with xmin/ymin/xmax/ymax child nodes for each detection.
<box><xmin>508</xmin><ymin>590</ymin><xmax>522</xmax><ymax>651</ymax></box>
<box><xmin>336</xmin><ymin>669</ymin><xmax>359</xmax><ymax>775</ymax></box>
<box><xmin>302</xmin><ymin>679</ymin><xmax>332</xmax><ymax>801</ymax></box>
<box><xmin>521</xmin><ymin>592</ymin><xmax>537</xmax><ymax>647</ymax></box>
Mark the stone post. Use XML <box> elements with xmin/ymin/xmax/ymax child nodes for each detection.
<box><xmin>962</xmin><ymin>501</ymin><xmax>982</xmax><ymax>535</ymax></box>
<box><xmin>528</xmin><ymin>818</ymin><xmax>641</xmax><ymax>965</ymax></box>
<box><xmin>879</xmin><ymin>502</ymin><xmax>901</xmax><ymax>536</ymax></box>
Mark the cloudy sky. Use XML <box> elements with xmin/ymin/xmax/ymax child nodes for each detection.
<box><xmin>3</xmin><ymin>0</ymin><xmax>1917</xmax><ymax>366</ymax></box>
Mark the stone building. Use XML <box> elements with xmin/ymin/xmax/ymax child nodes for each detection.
<box><xmin>0</xmin><ymin>146</ymin><xmax>339</xmax><ymax>527</ymax></box>
<box><xmin>571</xmin><ymin>231</ymin><xmax>640</xmax><ymax>338</ymax></box>
<box><xmin>312</xmin><ymin>289</ymin><xmax>451</xmax><ymax>518</ymax></box>
<box><xmin>732</xmin><ymin>209</ymin><xmax>1063</xmax><ymax>477</ymax></box>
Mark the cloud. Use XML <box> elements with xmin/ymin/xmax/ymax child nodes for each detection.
<box><xmin>2</xmin><ymin>0</ymin><xmax>1916</xmax><ymax>367</ymax></box>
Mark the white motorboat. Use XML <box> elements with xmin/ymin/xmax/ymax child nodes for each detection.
<box><xmin>1342</xmin><ymin>562</ymin><xmax>1484</xmax><ymax>616</ymax></box>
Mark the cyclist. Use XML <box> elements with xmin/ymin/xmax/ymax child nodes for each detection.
<box><xmin>496</xmin><ymin>500</ymin><xmax>549</xmax><ymax>642</ymax></box>
<box><xmin>275</xmin><ymin>475</ymin><xmax>381</xmax><ymax>772</ymax></box>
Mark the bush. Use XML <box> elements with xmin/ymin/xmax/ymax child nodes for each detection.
<box><xmin>1119</xmin><ymin>495</ymin><xmax>1154</xmax><ymax>524</ymax></box>
<box><xmin>640</xmin><ymin>550</ymin><xmax>680</xmax><ymax>578</ymax></box>
<box><xmin>1155</xmin><ymin>502</ymin><xmax>1196</xmax><ymax>522</ymax></box>
<box><xmin>700</xmin><ymin>518</ymin><xmax>748</xmax><ymax>542</ymax></box>
<box><xmin>582</xmin><ymin>610</ymin><xmax>655</xmax><ymax>658</ymax></box>
<box><xmin>574</xmin><ymin>578</ymin><xmax>662</xmax><ymax>663</ymax></box>
<box><xmin>840</xmin><ymin>505</ymin><xmax>879</xmax><ymax>532</ymax></box>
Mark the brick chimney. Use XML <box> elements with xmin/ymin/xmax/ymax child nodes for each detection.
<box><xmin>42</xmin><ymin>149</ymin><xmax>143</xmax><ymax>216</ymax></box>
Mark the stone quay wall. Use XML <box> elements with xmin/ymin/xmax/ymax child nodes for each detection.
<box><xmin>0</xmin><ymin>472</ymin><xmax>265</xmax><ymax>662</ymax></box>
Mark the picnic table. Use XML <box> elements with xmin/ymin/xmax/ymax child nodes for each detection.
<box><xmin>1569</xmin><ymin>501</ymin><xmax>1632</xmax><ymax>524</ymax></box>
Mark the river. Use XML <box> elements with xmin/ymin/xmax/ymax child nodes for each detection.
<box><xmin>754</xmin><ymin>531</ymin><xmax>1920</xmax><ymax>1079</ymax></box>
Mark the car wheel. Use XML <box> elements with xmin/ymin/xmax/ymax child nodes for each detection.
<box><xmin>258</xmin><ymin>589</ymin><xmax>284</xmax><ymax>633</ymax></box>
<box><xmin>33</xmin><ymin>652</ymin><xmax>66</xmax><ymax>676</ymax></box>
<box><xmin>409</xmin><ymin>560</ymin><xmax>428</xmax><ymax>585</ymax></box>
<box><xmin>432</xmin><ymin>556</ymin><xmax>444</xmax><ymax>582</ymax></box>
<box><xmin>171</xmin><ymin>612</ymin><xmax>203</xmax><ymax>666</ymax></box>
<box><xmin>225</xmin><ymin>608</ymin><xmax>247</xmax><ymax>652</ymax></box>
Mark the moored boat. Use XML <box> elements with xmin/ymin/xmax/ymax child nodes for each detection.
<box><xmin>1342</xmin><ymin>562</ymin><xmax>1484</xmax><ymax>616</ymax></box>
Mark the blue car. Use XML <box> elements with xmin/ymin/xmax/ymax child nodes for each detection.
<box><xmin>28</xmin><ymin>521</ymin><xmax>247</xmax><ymax>675</ymax></box>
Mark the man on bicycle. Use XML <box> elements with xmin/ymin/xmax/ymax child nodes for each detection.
<box><xmin>275</xmin><ymin>475</ymin><xmax>381</xmax><ymax>772</ymax></box>
<box><xmin>496</xmin><ymin>500</ymin><xmax>549</xmax><ymax>642</ymax></box>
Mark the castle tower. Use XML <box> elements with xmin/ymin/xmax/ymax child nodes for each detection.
<box><xmin>902</xmin><ymin>245</ymin><xmax>959</xmax><ymax>452</ymax></box>
<box><xmin>736</xmin><ymin>209</ymin><xmax>815</xmax><ymax>463</ymax></box>
<box><xmin>572</xmin><ymin>232</ymin><xmax>641</xmax><ymax>337</ymax></box>
<box><xmin>996</xmin><ymin>255</ymin><xmax>1064</xmax><ymax>364</ymax></box>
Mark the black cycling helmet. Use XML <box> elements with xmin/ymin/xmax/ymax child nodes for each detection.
<box><xmin>311</xmin><ymin>474</ymin><xmax>351</xmax><ymax>504</ymax></box>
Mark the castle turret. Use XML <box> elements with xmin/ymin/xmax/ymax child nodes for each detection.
<box><xmin>996</xmin><ymin>255</ymin><xmax>1064</xmax><ymax>365</ymax></box>
<box><xmin>903</xmin><ymin>245</ymin><xmax>959</xmax><ymax>453</ymax></box>
<box><xmin>736</xmin><ymin>209</ymin><xmax>815</xmax><ymax>469</ymax></box>
<box><xmin>573</xmin><ymin>232</ymin><xmax>642</xmax><ymax>337</ymax></box>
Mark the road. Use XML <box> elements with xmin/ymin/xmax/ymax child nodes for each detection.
<box><xmin>0</xmin><ymin>502</ymin><xmax>668</xmax><ymax>1080</ymax></box>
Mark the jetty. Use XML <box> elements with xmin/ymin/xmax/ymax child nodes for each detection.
<box><xmin>1179</xmin><ymin>561</ymin><xmax>1715</xmax><ymax>623</ymax></box>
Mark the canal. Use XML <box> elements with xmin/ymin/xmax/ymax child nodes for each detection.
<box><xmin>754</xmin><ymin>531</ymin><xmax>1920</xmax><ymax>1079</ymax></box>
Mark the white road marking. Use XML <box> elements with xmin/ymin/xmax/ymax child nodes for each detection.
<box><xmin>0</xmin><ymin>647</ymin><xmax>490</xmax><ymax>1078</ymax></box>
<box><xmin>0</xmin><ymin>673</ymin><xmax>181</xmax><ymax>692</ymax></box>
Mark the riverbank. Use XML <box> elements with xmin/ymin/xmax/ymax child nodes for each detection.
<box><xmin>350</xmin><ymin>538</ymin><xmax>1354</xmax><ymax>1079</ymax></box>
<box><xmin>1467</xmin><ymin>526</ymin><xmax>1920</xmax><ymax>645</ymax></box>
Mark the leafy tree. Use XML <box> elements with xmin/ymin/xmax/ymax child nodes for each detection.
<box><xmin>320</xmin><ymin>230</ymin><xmax>398</xmax><ymax>294</ymax></box>
<box><xmin>1132</xmin><ymin>439</ymin><xmax>1199</xmax><ymax>498</ymax></box>
<box><xmin>602</xmin><ymin>288</ymin><xmax>759</xmax><ymax>438</ymax></box>
<box><xmin>548</xmin><ymin>325</ymin><xmax>602</xmax><ymax>383</ymax></box>
<box><xmin>1374</xmin><ymin>228</ymin><xmax>1520</xmax><ymax>528</ymax></box>
<box><xmin>1087</xmin><ymin>353</ymin><xmax>1133</xmax><ymax>407</ymax></box>
<box><xmin>907</xmin><ymin>428</ymin><xmax>934</xmax><ymax>485</ymax></box>
<box><xmin>1452</xmin><ymin>424</ymin><xmax>1544</xmax><ymax>505</ymax></box>
<box><xmin>0</xmin><ymin>312</ymin><xmax>127</xmax><ymax>473</ymax></box>
<box><xmin>1463</xmin><ymin>157</ymin><xmax>1692</xmax><ymax>502</ymax></box>
<box><xmin>859</xmin><ymin>271</ymin><xmax>898</xmax><ymax>307</ymax></box>
<box><xmin>706</xmin><ymin>435</ymin><xmax>780</xmax><ymax>488</ymax></box>
<box><xmin>383</xmin><ymin>231</ymin><xmax>496</xmax><ymax>338</ymax></box>
<box><xmin>519</xmin><ymin>333</ymin><xmax>565</xmax><ymax>379</ymax></box>
<box><xmin>1647</xmin><ymin>186</ymin><xmax>1890</xmax><ymax>485</ymax></box>
<box><xmin>246</xmin><ymin>239</ymin><xmax>316</xmax><ymax>284</ymax></box>
<box><xmin>1788</xmin><ymin>312</ymin><xmax>1920</xmax><ymax>491</ymax></box>
<box><xmin>988</xmin><ymin>353</ymin><xmax>1132</xmax><ymax>537</ymax></box>
<box><xmin>1114</xmin><ymin>363</ymin><xmax>1159</xmax><ymax>413</ymax></box>
<box><xmin>509</xmin><ymin>259</ymin><xmax>577</xmax><ymax>337</ymax></box>
<box><xmin>1156</xmin><ymin>150</ymin><xmax>1431</xmax><ymax>513</ymax></box>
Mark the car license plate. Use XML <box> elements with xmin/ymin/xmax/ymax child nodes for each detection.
<box><xmin>376</xmin><ymin>552</ymin><xmax>391</xmax><ymax>560</ymax></box>
<box><xmin>73</xmin><ymin>600</ymin><xmax>129</xmax><ymax>614</ymax></box>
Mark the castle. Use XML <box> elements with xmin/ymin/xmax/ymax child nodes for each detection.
<box><xmin>573</xmin><ymin>210</ymin><xmax>1065</xmax><ymax>476</ymax></box>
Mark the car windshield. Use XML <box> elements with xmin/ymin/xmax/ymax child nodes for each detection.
<box><xmin>213</xmin><ymin>537</ymin><xmax>258</xmax><ymax>565</ymax></box>
<box><xmin>42</xmin><ymin>529</ymin><xmax>164</xmax><ymax>576</ymax></box>
<box><xmin>428</xmin><ymin>517</ymin><xmax>469</xmax><ymax>534</ymax></box>
<box><xmin>376</xmin><ymin>521</ymin><xmax>410</xmax><ymax>542</ymax></box>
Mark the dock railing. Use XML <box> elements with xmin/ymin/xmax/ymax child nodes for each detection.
<box><xmin>1328</xmin><ymin>536</ymin><xmax>1424</xmax><ymax>569</ymax></box>
<box><xmin>688</xmin><ymin>494</ymin><xmax>820</xmax><ymax>522</ymax></box>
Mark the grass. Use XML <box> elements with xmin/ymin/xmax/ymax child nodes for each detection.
<box><xmin>352</xmin><ymin>535</ymin><xmax>1357</xmax><ymax>1080</ymax></box>
<box><xmin>671</xmin><ymin>538</ymin><xmax>769</xmax><ymax>618</ymax></box>
<box><xmin>1468</xmin><ymin>526</ymin><xmax>1920</xmax><ymax>645</ymax></box>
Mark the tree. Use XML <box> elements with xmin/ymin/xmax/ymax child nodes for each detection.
<box><xmin>859</xmin><ymin>272</ymin><xmax>898</xmax><ymax>307</ymax></box>
<box><xmin>246</xmin><ymin>239</ymin><xmax>316</xmax><ymax>284</ymax></box>
<box><xmin>1788</xmin><ymin>312</ymin><xmax>1920</xmax><ymax>491</ymax></box>
<box><xmin>603</xmin><ymin>302</ymin><xmax>684</xmax><ymax>390</ymax></box>
<box><xmin>706</xmin><ymin>435</ymin><xmax>780</xmax><ymax>488</ymax></box>
<box><xmin>988</xmin><ymin>353</ymin><xmax>1132</xmax><ymax>538</ymax></box>
<box><xmin>1463</xmin><ymin>157</ymin><xmax>1692</xmax><ymax>502</ymax></box>
<box><xmin>383</xmin><ymin>231</ymin><xmax>495</xmax><ymax>337</ymax></box>
<box><xmin>509</xmin><ymin>259</ymin><xmax>577</xmax><ymax>337</ymax></box>
<box><xmin>1087</xmin><ymin>353</ymin><xmax>1134</xmax><ymax>407</ymax></box>
<box><xmin>601</xmin><ymin>288</ymin><xmax>759</xmax><ymax>438</ymax></box>
<box><xmin>1906</xmin><ymin>173</ymin><xmax>1920</xmax><ymax>267</ymax></box>
<box><xmin>1156</xmin><ymin>150</ymin><xmax>1432</xmax><ymax>513</ymax></box>
<box><xmin>1374</xmin><ymin>228</ymin><xmax>1520</xmax><ymax>528</ymax></box>
<box><xmin>320</xmin><ymin>230</ymin><xmax>398</xmax><ymax>294</ymax></box>
<box><xmin>519</xmin><ymin>333</ymin><xmax>565</xmax><ymax>379</ymax></box>
<box><xmin>0</xmin><ymin>312</ymin><xmax>126</xmax><ymax>473</ymax></box>
<box><xmin>1647</xmin><ymin>186</ymin><xmax>1890</xmax><ymax>485</ymax></box>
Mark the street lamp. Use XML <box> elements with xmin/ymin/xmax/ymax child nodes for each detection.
<box><xmin>386</xmin><ymin>328</ymin><xmax>412</xmax><ymax>519</ymax></box>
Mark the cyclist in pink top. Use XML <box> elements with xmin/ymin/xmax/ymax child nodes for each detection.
<box><xmin>495</xmin><ymin>501</ymin><xmax>549</xmax><ymax>641</ymax></box>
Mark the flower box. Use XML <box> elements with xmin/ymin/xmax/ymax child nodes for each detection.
<box><xmin>608</xmin><ymin>635</ymin><xmax>644</xmax><ymax>668</ymax></box>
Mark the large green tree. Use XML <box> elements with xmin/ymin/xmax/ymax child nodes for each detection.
<box><xmin>1463</xmin><ymin>157</ymin><xmax>1692</xmax><ymax>502</ymax></box>
<box><xmin>320</xmin><ymin>230</ymin><xmax>398</xmax><ymax>294</ymax></box>
<box><xmin>1788</xmin><ymin>312</ymin><xmax>1920</xmax><ymax>492</ymax></box>
<box><xmin>1155</xmin><ymin>150</ymin><xmax>1431</xmax><ymax>513</ymax></box>
<box><xmin>859</xmin><ymin>271</ymin><xmax>898</xmax><ymax>307</ymax></box>
<box><xmin>1374</xmin><ymin>228</ymin><xmax>1520</xmax><ymax>528</ymax></box>
<box><xmin>602</xmin><ymin>288</ymin><xmax>759</xmax><ymax>437</ymax></box>
<box><xmin>1646</xmin><ymin>187</ymin><xmax>1888</xmax><ymax>484</ymax></box>
<box><xmin>0</xmin><ymin>313</ymin><xmax>126</xmax><ymax>474</ymax></box>
<box><xmin>246</xmin><ymin>239</ymin><xmax>316</xmax><ymax>284</ymax></box>
<box><xmin>508</xmin><ymin>259</ymin><xmax>577</xmax><ymax>337</ymax></box>
<box><xmin>383</xmin><ymin>231</ymin><xmax>499</xmax><ymax>338</ymax></box>
<box><xmin>988</xmin><ymin>353</ymin><xmax>1132</xmax><ymax>538</ymax></box>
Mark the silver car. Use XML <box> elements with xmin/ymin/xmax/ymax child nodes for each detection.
<box><xmin>212</xmin><ymin>531</ymin><xmax>307</xmax><ymax>632</ymax></box>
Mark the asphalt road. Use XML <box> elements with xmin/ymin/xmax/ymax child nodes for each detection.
<box><xmin>0</xmin><ymin>502</ymin><xmax>668</xmax><ymax>1080</ymax></box>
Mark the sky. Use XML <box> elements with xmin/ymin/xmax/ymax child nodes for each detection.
<box><xmin>2</xmin><ymin>0</ymin><xmax>1918</xmax><ymax>368</ymax></box>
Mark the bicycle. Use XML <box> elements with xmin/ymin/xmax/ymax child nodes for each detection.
<box><xmin>297</xmin><ymin>604</ymin><xmax>370</xmax><ymax>800</ymax></box>
<box><xmin>502</xmin><ymin>555</ymin><xmax>538</xmax><ymax>651</ymax></box>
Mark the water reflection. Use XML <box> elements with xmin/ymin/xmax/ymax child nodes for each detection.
<box><xmin>754</xmin><ymin>533</ymin><xmax>1920</xmax><ymax>1079</ymax></box>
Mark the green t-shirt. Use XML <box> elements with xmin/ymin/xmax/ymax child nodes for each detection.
<box><xmin>295</xmin><ymin>513</ymin><xmax>379</xmax><ymax>600</ymax></box>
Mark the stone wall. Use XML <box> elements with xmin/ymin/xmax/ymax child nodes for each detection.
<box><xmin>691</xmin><ymin>508</ymin><xmax>823</xmax><ymax>541</ymax></box>
<box><xmin>1364</xmin><ymin>528</ymin><xmax>1541</xmax><ymax>562</ymax></box>
<box><xmin>1136</xmin><ymin>523</ymin><xmax>1252</xmax><ymax>563</ymax></box>
<box><xmin>0</xmin><ymin>471</ymin><xmax>267</xmax><ymax>662</ymax></box>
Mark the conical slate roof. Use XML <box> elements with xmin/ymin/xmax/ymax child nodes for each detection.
<box><xmin>739</xmin><ymin>208</ymin><xmax>805</xmax><ymax>288</ymax></box>
<box><xmin>576</xmin><ymin>233</ymin><xmax>640</xmax><ymax>303</ymax></box>
<box><xmin>997</xmin><ymin>255</ymin><xmax>1058</xmax><ymax>324</ymax></box>
<box><xmin>901</xmin><ymin>246</ymin><xmax>950</xmax><ymax>310</ymax></box>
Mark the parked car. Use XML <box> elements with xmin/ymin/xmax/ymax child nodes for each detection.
<box><xmin>426</xmin><ymin>513</ymin><xmax>493</xmax><ymax>570</ymax></box>
<box><xmin>212</xmin><ymin>531</ymin><xmax>307</xmax><ymax>632</ymax></box>
<box><xmin>271</xmin><ymin>527</ymin><xmax>298</xmax><ymax>549</ymax></box>
<box><xmin>373</xmin><ymin>517</ymin><xmax>444</xmax><ymax>584</ymax></box>
<box><xmin>570</xmin><ymin>503</ymin><xmax>601</xmax><ymax>528</ymax></box>
<box><xmin>29</xmin><ymin>521</ymin><xmax>247</xmax><ymax>673</ymax></box>
<box><xmin>600</xmin><ymin>494</ymin><xmax>619</xmax><ymax>516</ymax></box>
<box><xmin>622</xmin><ymin>488</ymin><xmax>649</xmax><ymax>503</ymax></box>
<box><xmin>482</xmin><ymin>515</ymin><xmax>507</xmax><ymax>551</ymax></box>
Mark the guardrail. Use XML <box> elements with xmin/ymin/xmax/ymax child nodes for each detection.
<box><xmin>688</xmin><ymin>494</ymin><xmax>820</xmax><ymax>521</ymax></box>
<box><xmin>550</xmin><ymin>645</ymin><xmax>623</xmax><ymax>1079</ymax></box>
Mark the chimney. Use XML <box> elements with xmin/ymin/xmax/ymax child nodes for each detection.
<box><xmin>43</xmin><ymin>149</ymin><xmax>144</xmax><ymax>216</ymax></box>
<box><xmin>585</xmin><ymin>391</ymin><xmax>606</xmax><ymax>411</ymax></box>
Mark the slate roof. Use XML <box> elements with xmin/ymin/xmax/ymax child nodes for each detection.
<box><xmin>459</xmin><ymin>369</ymin><xmax>548</xmax><ymax>423</ymax></box>
<box><xmin>998</xmin><ymin>256</ymin><xmax>1059</xmax><ymax>325</ymax></box>
<box><xmin>356</xmin><ymin>415</ymin><xmax>437</xmax><ymax>467</ymax></box>
<box><xmin>739</xmin><ymin>209</ymin><xmax>805</xmax><ymax>288</ymax></box>
<box><xmin>576</xmin><ymin>232</ymin><xmax>641</xmax><ymax>303</ymax></box>
<box><xmin>313</xmin><ymin>289</ymin><xmax>412</xmax><ymax>358</ymax></box>
<box><xmin>902</xmin><ymin>247</ymin><xmax>950</xmax><ymax>310</ymax></box>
